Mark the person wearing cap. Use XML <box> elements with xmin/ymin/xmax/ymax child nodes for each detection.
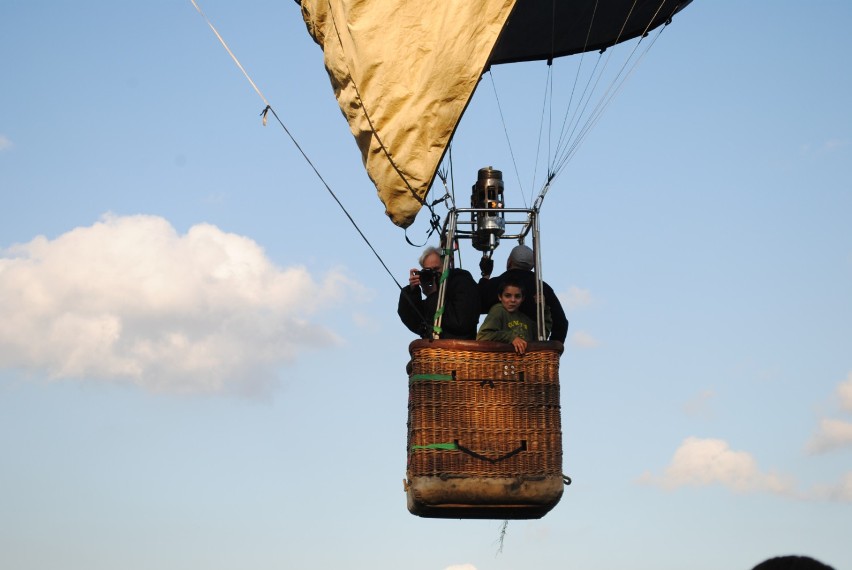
<box><xmin>398</xmin><ymin>245</ymin><xmax>480</xmax><ymax>339</ymax></box>
<box><xmin>477</xmin><ymin>244</ymin><xmax>568</xmax><ymax>343</ymax></box>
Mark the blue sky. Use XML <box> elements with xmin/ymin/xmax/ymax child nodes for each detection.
<box><xmin>1</xmin><ymin>2</ymin><xmax>850</xmax><ymax>569</ymax></box>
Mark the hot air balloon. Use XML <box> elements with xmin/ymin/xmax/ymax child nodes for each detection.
<box><xmin>300</xmin><ymin>0</ymin><xmax>692</xmax><ymax>227</ymax></box>
<box><xmin>300</xmin><ymin>0</ymin><xmax>693</xmax><ymax>519</ymax></box>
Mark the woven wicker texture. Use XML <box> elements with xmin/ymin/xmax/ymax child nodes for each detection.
<box><xmin>407</xmin><ymin>340</ymin><xmax>563</xmax><ymax>479</ymax></box>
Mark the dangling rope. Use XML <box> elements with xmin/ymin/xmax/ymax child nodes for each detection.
<box><xmin>189</xmin><ymin>0</ymin><xmax>403</xmax><ymax>292</ymax></box>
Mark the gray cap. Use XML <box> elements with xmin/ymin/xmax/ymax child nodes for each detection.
<box><xmin>508</xmin><ymin>245</ymin><xmax>534</xmax><ymax>270</ymax></box>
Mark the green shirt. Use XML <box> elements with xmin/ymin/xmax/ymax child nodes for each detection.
<box><xmin>477</xmin><ymin>303</ymin><xmax>551</xmax><ymax>342</ymax></box>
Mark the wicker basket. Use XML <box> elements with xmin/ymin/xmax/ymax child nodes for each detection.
<box><xmin>406</xmin><ymin>339</ymin><xmax>565</xmax><ymax>519</ymax></box>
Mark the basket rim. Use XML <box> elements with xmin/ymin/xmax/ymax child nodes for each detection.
<box><xmin>409</xmin><ymin>338</ymin><xmax>564</xmax><ymax>356</ymax></box>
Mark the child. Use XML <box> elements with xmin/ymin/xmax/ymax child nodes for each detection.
<box><xmin>477</xmin><ymin>279</ymin><xmax>551</xmax><ymax>354</ymax></box>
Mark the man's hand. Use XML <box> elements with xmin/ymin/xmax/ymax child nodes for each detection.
<box><xmin>408</xmin><ymin>268</ymin><xmax>421</xmax><ymax>290</ymax></box>
<box><xmin>410</xmin><ymin>268</ymin><xmax>437</xmax><ymax>295</ymax></box>
<box><xmin>479</xmin><ymin>255</ymin><xmax>494</xmax><ymax>278</ymax></box>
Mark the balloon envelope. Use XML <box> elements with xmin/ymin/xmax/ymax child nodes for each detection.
<box><xmin>301</xmin><ymin>0</ymin><xmax>692</xmax><ymax>227</ymax></box>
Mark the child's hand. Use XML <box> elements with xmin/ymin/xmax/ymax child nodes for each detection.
<box><xmin>512</xmin><ymin>337</ymin><xmax>527</xmax><ymax>354</ymax></box>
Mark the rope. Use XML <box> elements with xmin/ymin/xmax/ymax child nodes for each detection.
<box><xmin>456</xmin><ymin>440</ymin><xmax>527</xmax><ymax>464</ymax></box>
<box><xmin>550</xmin><ymin>1</ymin><xmax>674</xmax><ymax>180</ymax></box>
<box><xmin>524</xmin><ymin>0</ymin><xmax>678</xmax><ymax>207</ymax></box>
<box><xmin>189</xmin><ymin>0</ymin><xmax>269</xmax><ymax>108</ymax></box>
<box><xmin>531</xmin><ymin>65</ymin><xmax>552</xmax><ymax>208</ymax></box>
<box><xmin>488</xmin><ymin>72</ymin><xmax>526</xmax><ymax>207</ymax></box>
<box><xmin>323</xmin><ymin>0</ymin><xmax>448</xmax><ymax>234</ymax></box>
<box><xmin>189</xmin><ymin>0</ymin><xmax>405</xmax><ymax>293</ymax></box>
<box><xmin>409</xmin><ymin>440</ymin><xmax>528</xmax><ymax>464</ymax></box>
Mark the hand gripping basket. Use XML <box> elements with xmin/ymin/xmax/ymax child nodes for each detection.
<box><xmin>405</xmin><ymin>339</ymin><xmax>565</xmax><ymax>519</ymax></box>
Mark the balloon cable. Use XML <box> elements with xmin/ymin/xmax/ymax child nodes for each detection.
<box><xmin>488</xmin><ymin>72</ymin><xmax>527</xmax><ymax>209</ymax></box>
<box><xmin>551</xmin><ymin>1</ymin><xmax>673</xmax><ymax>181</ymax></box>
<box><xmin>189</xmin><ymin>0</ymin><xmax>404</xmax><ymax>292</ymax></box>
<box><xmin>532</xmin><ymin>0</ymin><xmax>677</xmax><ymax>205</ymax></box>
<box><xmin>189</xmin><ymin>0</ymin><xmax>269</xmax><ymax>107</ymax></box>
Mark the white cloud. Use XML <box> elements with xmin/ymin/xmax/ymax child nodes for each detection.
<box><xmin>561</xmin><ymin>285</ymin><xmax>593</xmax><ymax>310</ymax></box>
<box><xmin>0</xmin><ymin>134</ymin><xmax>12</xmax><ymax>151</ymax></box>
<box><xmin>570</xmin><ymin>330</ymin><xmax>600</xmax><ymax>348</ymax></box>
<box><xmin>806</xmin><ymin>418</ymin><xmax>852</xmax><ymax>455</ymax></box>
<box><xmin>808</xmin><ymin>472</ymin><xmax>852</xmax><ymax>502</ymax></box>
<box><xmin>803</xmin><ymin>373</ymin><xmax>852</xmax><ymax>455</ymax></box>
<box><xmin>641</xmin><ymin>438</ymin><xmax>852</xmax><ymax>503</ymax></box>
<box><xmin>639</xmin><ymin>437</ymin><xmax>794</xmax><ymax>496</ymax></box>
<box><xmin>0</xmin><ymin>214</ymin><xmax>356</xmax><ymax>395</ymax></box>
<box><xmin>837</xmin><ymin>371</ymin><xmax>852</xmax><ymax>412</ymax></box>
<box><xmin>444</xmin><ymin>565</ymin><xmax>477</xmax><ymax>570</ymax></box>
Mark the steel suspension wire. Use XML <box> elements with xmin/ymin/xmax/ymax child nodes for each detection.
<box><xmin>454</xmin><ymin>0</ymin><xmax>679</xmax><ymax>218</ymax></box>
<box><xmin>529</xmin><ymin>0</ymin><xmax>676</xmax><ymax>207</ymax></box>
<box><xmin>550</xmin><ymin>1</ymin><xmax>673</xmax><ymax>181</ymax></box>
<box><xmin>488</xmin><ymin>71</ymin><xmax>527</xmax><ymax>208</ymax></box>
<box><xmin>520</xmin><ymin>0</ymin><xmax>604</xmax><ymax>212</ymax></box>
<box><xmin>190</xmin><ymin>0</ymin><xmax>405</xmax><ymax>292</ymax></box>
<box><xmin>548</xmin><ymin>0</ymin><xmax>639</xmax><ymax>180</ymax></box>
<box><xmin>529</xmin><ymin>64</ymin><xmax>553</xmax><ymax>210</ymax></box>
<box><xmin>551</xmin><ymin>21</ymin><xmax>670</xmax><ymax>180</ymax></box>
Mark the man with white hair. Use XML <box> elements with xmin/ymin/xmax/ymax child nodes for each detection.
<box><xmin>478</xmin><ymin>244</ymin><xmax>568</xmax><ymax>343</ymax></box>
<box><xmin>398</xmin><ymin>245</ymin><xmax>479</xmax><ymax>339</ymax></box>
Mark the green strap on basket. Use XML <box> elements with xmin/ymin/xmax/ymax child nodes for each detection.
<box><xmin>409</xmin><ymin>373</ymin><xmax>454</xmax><ymax>383</ymax></box>
<box><xmin>431</xmin><ymin>305</ymin><xmax>445</xmax><ymax>336</ymax></box>
<box><xmin>411</xmin><ymin>442</ymin><xmax>459</xmax><ymax>451</ymax></box>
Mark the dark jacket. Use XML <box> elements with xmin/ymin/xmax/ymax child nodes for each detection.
<box><xmin>478</xmin><ymin>268</ymin><xmax>568</xmax><ymax>342</ymax></box>
<box><xmin>398</xmin><ymin>268</ymin><xmax>479</xmax><ymax>339</ymax></box>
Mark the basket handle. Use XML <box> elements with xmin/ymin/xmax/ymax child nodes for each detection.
<box><xmin>478</xmin><ymin>370</ymin><xmax>524</xmax><ymax>388</ymax></box>
<box><xmin>455</xmin><ymin>439</ymin><xmax>527</xmax><ymax>463</ymax></box>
